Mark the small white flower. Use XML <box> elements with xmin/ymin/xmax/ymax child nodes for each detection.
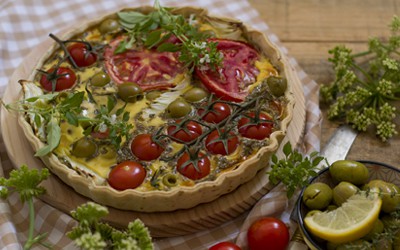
<box><xmin>98</xmin><ymin>123</ymin><xmax>108</xmax><ymax>133</ymax></box>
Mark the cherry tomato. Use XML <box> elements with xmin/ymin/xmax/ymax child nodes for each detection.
<box><xmin>199</xmin><ymin>102</ymin><xmax>231</xmax><ymax>124</ymax></box>
<box><xmin>67</xmin><ymin>43</ymin><xmax>97</xmax><ymax>67</ymax></box>
<box><xmin>177</xmin><ymin>152</ymin><xmax>210</xmax><ymax>180</ymax></box>
<box><xmin>237</xmin><ymin>112</ymin><xmax>274</xmax><ymax>140</ymax></box>
<box><xmin>205</xmin><ymin>129</ymin><xmax>239</xmax><ymax>155</ymax></box>
<box><xmin>247</xmin><ymin>217</ymin><xmax>289</xmax><ymax>250</ymax></box>
<box><xmin>209</xmin><ymin>241</ymin><xmax>241</xmax><ymax>250</ymax></box>
<box><xmin>39</xmin><ymin>67</ymin><xmax>76</xmax><ymax>92</ymax></box>
<box><xmin>130</xmin><ymin>134</ymin><xmax>164</xmax><ymax>161</ymax></box>
<box><xmin>104</xmin><ymin>36</ymin><xmax>184</xmax><ymax>91</ymax></box>
<box><xmin>108</xmin><ymin>161</ymin><xmax>146</xmax><ymax>190</ymax></box>
<box><xmin>195</xmin><ymin>39</ymin><xmax>260</xmax><ymax>102</ymax></box>
<box><xmin>167</xmin><ymin>121</ymin><xmax>202</xmax><ymax>143</ymax></box>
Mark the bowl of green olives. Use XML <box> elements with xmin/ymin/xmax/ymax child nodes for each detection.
<box><xmin>297</xmin><ymin>160</ymin><xmax>400</xmax><ymax>250</ymax></box>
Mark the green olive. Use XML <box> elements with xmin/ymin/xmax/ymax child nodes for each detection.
<box><xmin>167</xmin><ymin>98</ymin><xmax>192</xmax><ymax>118</ymax></box>
<box><xmin>267</xmin><ymin>76</ymin><xmax>287</xmax><ymax>97</ymax></box>
<box><xmin>99</xmin><ymin>19</ymin><xmax>119</xmax><ymax>34</ymax></box>
<box><xmin>117</xmin><ymin>82</ymin><xmax>144</xmax><ymax>103</ymax></box>
<box><xmin>363</xmin><ymin>180</ymin><xmax>400</xmax><ymax>213</ymax></box>
<box><xmin>332</xmin><ymin>181</ymin><xmax>359</xmax><ymax>206</ymax></box>
<box><xmin>162</xmin><ymin>173</ymin><xmax>178</xmax><ymax>187</ymax></box>
<box><xmin>146</xmin><ymin>91</ymin><xmax>162</xmax><ymax>101</ymax></box>
<box><xmin>71</xmin><ymin>137</ymin><xmax>97</xmax><ymax>158</ymax></box>
<box><xmin>182</xmin><ymin>87</ymin><xmax>208</xmax><ymax>103</ymax></box>
<box><xmin>302</xmin><ymin>182</ymin><xmax>333</xmax><ymax>210</ymax></box>
<box><xmin>91</xmin><ymin>72</ymin><xmax>111</xmax><ymax>87</ymax></box>
<box><xmin>330</xmin><ymin>160</ymin><xmax>369</xmax><ymax>185</ymax></box>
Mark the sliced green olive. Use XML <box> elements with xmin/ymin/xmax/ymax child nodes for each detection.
<box><xmin>71</xmin><ymin>137</ymin><xmax>97</xmax><ymax>158</ymax></box>
<box><xmin>182</xmin><ymin>87</ymin><xmax>208</xmax><ymax>103</ymax></box>
<box><xmin>91</xmin><ymin>72</ymin><xmax>110</xmax><ymax>87</ymax></box>
<box><xmin>162</xmin><ymin>173</ymin><xmax>178</xmax><ymax>187</ymax></box>
<box><xmin>146</xmin><ymin>91</ymin><xmax>162</xmax><ymax>101</ymax></box>
<box><xmin>167</xmin><ymin>98</ymin><xmax>192</xmax><ymax>118</ymax></box>
<box><xmin>266</xmin><ymin>76</ymin><xmax>287</xmax><ymax>97</ymax></box>
<box><xmin>117</xmin><ymin>82</ymin><xmax>144</xmax><ymax>103</ymax></box>
<box><xmin>99</xmin><ymin>19</ymin><xmax>119</xmax><ymax>34</ymax></box>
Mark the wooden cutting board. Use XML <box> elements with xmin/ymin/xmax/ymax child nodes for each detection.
<box><xmin>0</xmin><ymin>35</ymin><xmax>305</xmax><ymax>238</ymax></box>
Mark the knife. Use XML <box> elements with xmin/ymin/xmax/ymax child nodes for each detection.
<box><xmin>289</xmin><ymin>125</ymin><xmax>358</xmax><ymax>249</ymax></box>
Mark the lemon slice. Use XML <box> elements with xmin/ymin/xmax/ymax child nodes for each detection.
<box><xmin>304</xmin><ymin>190</ymin><xmax>382</xmax><ymax>244</ymax></box>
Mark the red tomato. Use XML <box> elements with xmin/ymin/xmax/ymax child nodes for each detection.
<box><xmin>131</xmin><ymin>134</ymin><xmax>164</xmax><ymax>161</ymax></box>
<box><xmin>167</xmin><ymin>121</ymin><xmax>202</xmax><ymax>143</ymax></box>
<box><xmin>237</xmin><ymin>112</ymin><xmax>274</xmax><ymax>140</ymax></box>
<box><xmin>108</xmin><ymin>161</ymin><xmax>146</xmax><ymax>190</ymax></box>
<box><xmin>205</xmin><ymin>129</ymin><xmax>239</xmax><ymax>155</ymax></box>
<box><xmin>67</xmin><ymin>43</ymin><xmax>97</xmax><ymax>67</ymax></box>
<box><xmin>199</xmin><ymin>102</ymin><xmax>231</xmax><ymax>124</ymax></box>
<box><xmin>195</xmin><ymin>39</ymin><xmax>260</xmax><ymax>102</ymax></box>
<box><xmin>104</xmin><ymin>36</ymin><xmax>184</xmax><ymax>91</ymax></box>
<box><xmin>209</xmin><ymin>241</ymin><xmax>241</xmax><ymax>250</ymax></box>
<box><xmin>39</xmin><ymin>67</ymin><xmax>76</xmax><ymax>92</ymax></box>
<box><xmin>247</xmin><ymin>217</ymin><xmax>289</xmax><ymax>250</ymax></box>
<box><xmin>177</xmin><ymin>152</ymin><xmax>210</xmax><ymax>180</ymax></box>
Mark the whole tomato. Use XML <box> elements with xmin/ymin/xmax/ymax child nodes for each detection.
<box><xmin>108</xmin><ymin>161</ymin><xmax>146</xmax><ymax>191</ymax></box>
<box><xmin>209</xmin><ymin>241</ymin><xmax>241</xmax><ymax>250</ymax></box>
<box><xmin>247</xmin><ymin>217</ymin><xmax>289</xmax><ymax>250</ymax></box>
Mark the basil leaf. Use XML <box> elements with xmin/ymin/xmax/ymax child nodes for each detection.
<box><xmin>61</xmin><ymin>92</ymin><xmax>84</xmax><ymax>109</ymax></box>
<box><xmin>117</xmin><ymin>11</ymin><xmax>149</xmax><ymax>24</ymax></box>
<box><xmin>145</xmin><ymin>30</ymin><xmax>163</xmax><ymax>48</ymax></box>
<box><xmin>157</xmin><ymin>42</ymin><xmax>180</xmax><ymax>52</ymax></box>
<box><xmin>35</xmin><ymin>118</ymin><xmax>61</xmax><ymax>157</ymax></box>
<box><xmin>65</xmin><ymin>111</ymin><xmax>78</xmax><ymax>126</ymax></box>
<box><xmin>25</xmin><ymin>93</ymin><xmax>58</xmax><ymax>103</ymax></box>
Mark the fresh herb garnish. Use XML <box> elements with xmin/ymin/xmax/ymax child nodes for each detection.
<box><xmin>0</xmin><ymin>165</ymin><xmax>51</xmax><ymax>249</ymax></box>
<box><xmin>267</xmin><ymin>142</ymin><xmax>325</xmax><ymax>198</ymax></box>
<box><xmin>116</xmin><ymin>0</ymin><xmax>223</xmax><ymax>71</ymax></box>
<box><xmin>67</xmin><ymin>202</ymin><xmax>153</xmax><ymax>250</ymax></box>
<box><xmin>321</xmin><ymin>15</ymin><xmax>400</xmax><ymax>141</ymax></box>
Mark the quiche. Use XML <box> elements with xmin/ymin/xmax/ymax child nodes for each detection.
<box><xmin>15</xmin><ymin>3</ymin><xmax>295</xmax><ymax>212</ymax></box>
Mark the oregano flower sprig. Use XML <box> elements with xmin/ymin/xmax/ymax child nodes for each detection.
<box><xmin>321</xmin><ymin>15</ymin><xmax>400</xmax><ymax>141</ymax></box>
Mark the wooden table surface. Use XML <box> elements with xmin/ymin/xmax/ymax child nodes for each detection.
<box><xmin>249</xmin><ymin>0</ymin><xmax>400</xmax><ymax>167</ymax></box>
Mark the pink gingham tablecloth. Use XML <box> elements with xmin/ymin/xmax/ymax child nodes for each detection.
<box><xmin>0</xmin><ymin>0</ymin><xmax>321</xmax><ymax>249</ymax></box>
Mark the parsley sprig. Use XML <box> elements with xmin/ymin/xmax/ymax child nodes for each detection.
<box><xmin>0</xmin><ymin>165</ymin><xmax>51</xmax><ymax>249</ymax></box>
<box><xmin>267</xmin><ymin>142</ymin><xmax>325</xmax><ymax>198</ymax></box>
<box><xmin>321</xmin><ymin>15</ymin><xmax>400</xmax><ymax>141</ymax></box>
<box><xmin>116</xmin><ymin>0</ymin><xmax>223</xmax><ymax>71</ymax></box>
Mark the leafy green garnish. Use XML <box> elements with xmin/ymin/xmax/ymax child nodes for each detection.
<box><xmin>67</xmin><ymin>202</ymin><xmax>153</xmax><ymax>250</ymax></box>
<box><xmin>267</xmin><ymin>142</ymin><xmax>325</xmax><ymax>198</ymax></box>
<box><xmin>116</xmin><ymin>0</ymin><xmax>223</xmax><ymax>71</ymax></box>
<box><xmin>0</xmin><ymin>165</ymin><xmax>51</xmax><ymax>249</ymax></box>
<box><xmin>321</xmin><ymin>15</ymin><xmax>400</xmax><ymax>141</ymax></box>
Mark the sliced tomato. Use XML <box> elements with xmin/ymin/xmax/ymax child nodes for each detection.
<box><xmin>104</xmin><ymin>37</ymin><xmax>185</xmax><ymax>91</ymax></box>
<box><xmin>195</xmin><ymin>39</ymin><xmax>260</xmax><ymax>102</ymax></box>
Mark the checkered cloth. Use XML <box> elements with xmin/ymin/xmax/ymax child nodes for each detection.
<box><xmin>0</xmin><ymin>0</ymin><xmax>321</xmax><ymax>249</ymax></box>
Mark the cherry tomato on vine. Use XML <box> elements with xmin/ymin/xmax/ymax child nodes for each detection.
<box><xmin>104</xmin><ymin>36</ymin><xmax>184</xmax><ymax>91</ymax></box>
<box><xmin>39</xmin><ymin>67</ymin><xmax>76</xmax><ymax>92</ymax></box>
<box><xmin>195</xmin><ymin>39</ymin><xmax>260</xmax><ymax>102</ymax></box>
<box><xmin>205</xmin><ymin>129</ymin><xmax>239</xmax><ymax>155</ymax></box>
<box><xmin>67</xmin><ymin>42</ymin><xmax>97</xmax><ymax>67</ymax></box>
<box><xmin>130</xmin><ymin>134</ymin><xmax>164</xmax><ymax>161</ymax></box>
<box><xmin>177</xmin><ymin>152</ymin><xmax>210</xmax><ymax>180</ymax></box>
<box><xmin>237</xmin><ymin>112</ymin><xmax>274</xmax><ymax>140</ymax></box>
<box><xmin>167</xmin><ymin>121</ymin><xmax>202</xmax><ymax>143</ymax></box>
<box><xmin>198</xmin><ymin>102</ymin><xmax>231</xmax><ymax>124</ymax></box>
<box><xmin>108</xmin><ymin>161</ymin><xmax>146</xmax><ymax>190</ymax></box>
<box><xmin>247</xmin><ymin>217</ymin><xmax>289</xmax><ymax>250</ymax></box>
<box><xmin>209</xmin><ymin>241</ymin><xmax>241</xmax><ymax>250</ymax></box>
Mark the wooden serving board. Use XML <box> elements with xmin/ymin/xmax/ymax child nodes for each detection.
<box><xmin>0</xmin><ymin>36</ymin><xmax>305</xmax><ymax>238</ymax></box>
